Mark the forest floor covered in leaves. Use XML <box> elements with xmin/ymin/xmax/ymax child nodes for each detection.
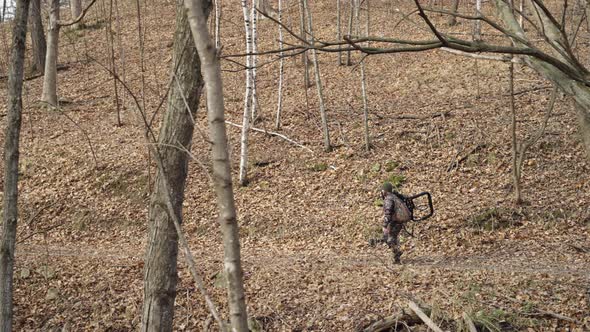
<box><xmin>0</xmin><ymin>0</ymin><xmax>589</xmax><ymax>331</ymax></box>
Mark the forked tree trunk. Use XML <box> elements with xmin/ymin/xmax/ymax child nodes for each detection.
<box><xmin>0</xmin><ymin>0</ymin><xmax>30</xmax><ymax>330</ymax></box>
<box><xmin>41</xmin><ymin>0</ymin><xmax>60</xmax><ymax>106</ymax></box>
<box><xmin>140</xmin><ymin>1</ymin><xmax>210</xmax><ymax>331</ymax></box>
<box><xmin>183</xmin><ymin>0</ymin><xmax>249</xmax><ymax>330</ymax></box>
<box><xmin>30</xmin><ymin>0</ymin><xmax>46</xmax><ymax>73</ymax></box>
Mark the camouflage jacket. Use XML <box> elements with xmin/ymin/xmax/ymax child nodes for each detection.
<box><xmin>382</xmin><ymin>191</ymin><xmax>412</xmax><ymax>228</ymax></box>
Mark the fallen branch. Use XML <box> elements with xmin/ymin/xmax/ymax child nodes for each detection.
<box><xmin>392</xmin><ymin>110</ymin><xmax>451</xmax><ymax>120</ymax></box>
<box><xmin>225</xmin><ymin>120</ymin><xmax>314</xmax><ymax>153</ymax></box>
<box><xmin>408</xmin><ymin>301</ymin><xmax>444</xmax><ymax>332</ymax></box>
<box><xmin>361</xmin><ymin>309</ymin><xmax>422</xmax><ymax>332</ymax></box>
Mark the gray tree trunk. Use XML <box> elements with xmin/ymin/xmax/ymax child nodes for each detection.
<box><xmin>30</xmin><ymin>0</ymin><xmax>46</xmax><ymax>73</ymax></box>
<box><xmin>41</xmin><ymin>0</ymin><xmax>59</xmax><ymax>106</ymax></box>
<box><xmin>183</xmin><ymin>0</ymin><xmax>249</xmax><ymax>330</ymax></box>
<box><xmin>0</xmin><ymin>0</ymin><xmax>30</xmax><ymax>330</ymax></box>
<box><xmin>303</xmin><ymin>0</ymin><xmax>332</xmax><ymax>152</ymax></box>
<box><xmin>140</xmin><ymin>1</ymin><xmax>210</xmax><ymax>331</ymax></box>
<box><xmin>1</xmin><ymin>0</ymin><xmax>6</xmax><ymax>22</ymax></box>
<box><xmin>70</xmin><ymin>0</ymin><xmax>82</xmax><ymax>29</ymax></box>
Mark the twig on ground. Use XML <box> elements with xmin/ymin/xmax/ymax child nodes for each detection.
<box><xmin>392</xmin><ymin>110</ymin><xmax>451</xmax><ymax>120</ymax></box>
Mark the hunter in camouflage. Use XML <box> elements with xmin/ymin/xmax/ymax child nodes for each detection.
<box><xmin>381</xmin><ymin>182</ymin><xmax>412</xmax><ymax>264</ymax></box>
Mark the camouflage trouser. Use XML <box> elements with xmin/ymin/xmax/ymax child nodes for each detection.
<box><xmin>385</xmin><ymin>223</ymin><xmax>403</xmax><ymax>263</ymax></box>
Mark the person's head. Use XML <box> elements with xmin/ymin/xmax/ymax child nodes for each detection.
<box><xmin>381</xmin><ymin>182</ymin><xmax>393</xmax><ymax>198</ymax></box>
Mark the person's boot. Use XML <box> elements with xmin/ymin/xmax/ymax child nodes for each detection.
<box><xmin>393</xmin><ymin>251</ymin><xmax>402</xmax><ymax>264</ymax></box>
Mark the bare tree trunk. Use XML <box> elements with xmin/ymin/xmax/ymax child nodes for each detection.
<box><xmin>107</xmin><ymin>0</ymin><xmax>121</xmax><ymax>126</ymax></box>
<box><xmin>250</xmin><ymin>5</ymin><xmax>258</xmax><ymax>121</ymax></box>
<box><xmin>576</xmin><ymin>103</ymin><xmax>590</xmax><ymax>160</ymax></box>
<box><xmin>275</xmin><ymin>0</ymin><xmax>284</xmax><ymax>129</ymax></box>
<box><xmin>337</xmin><ymin>0</ymin><xmax>342</xmax><ymax>65</ymax></box>
<box><xmin>508</xmin><ymin>60</ymin><xmax>522</xmax><ymax>204</ymax></box>
<box><xmin>448</xmin><ymin>0</ymin><xmax>459</xmax><ymax>26</ymax></box>
<box><xmin>70</xmin><ymin>0</ymin><xmax>82</xmax><ymax>29</ymax></box>
<box><xmin>474</xmin><ymin>0</ymin><xmax>482</xmax><ymax>40</ymax></box>
<box><xmin>1</xmin><ymin>0</ymin><xmax>6</xmax><ymax>22</ymax></box>
<box><xmin>519</xmin><ymin>0</ymin><xmax>524</xmax><ymax>28</ymax></box>
<box><xmin>30</xmin><ymin>0</ymin><xmax>46</xmax><ymax>73</ymax></box>
<box><xmin>358</xmin><ymin>0</ymin><xmax>370</xmax><ymax>151</ymax></box>
<box><xmin>239</xmin><ymin>0</ymin><xmax>253</xmax><ymax>186</ymax></box>
<box><xmin>297</xmin><ymin>0</ymin><xmax>310</xmax><ymax>87</ymax></box>
<box><xmin>303</xmin><ymin>0</ymin><xmax>331</xmax><ymax>152</ymax></box>
<box><xmin>114</xmin><ymin>0</ymin><xmax>127</xmax><ymax>123</ymax></box>
<box><xmin>346</xmin><ymin>0</ymin><xmax>354</xmax><ymax>65</ymax></box>
<box><xmin>214</xmin><ymin>0</ymin><xmax>221</xmax><ymax>49</ymax></box>
<box><xmin>0</xmin><ymin>0</ymin><xmax>30</xmax><ymax>330</ymax></box>
<box><xmin>183</xmin><ymin>0</ymin><xmax>249</xmax><ymax>330</ymax></box>
<box><xmin>41</xmin><ymin>0</ymin><xmax>60</xmax><ymax>106</ymax></box>
<box><xmin>140</xmin><ymin>1</ymin><xmax>210</xmax><ymax>331</ymax></box>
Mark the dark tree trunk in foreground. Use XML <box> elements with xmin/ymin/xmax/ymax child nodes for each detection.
<box><xmin>0</xmin><ymin>0</ymin><xmax>30</xmax><ymax>330</ymax></box>
<box><xmin>30</xmin><ymin>0</ymin><xmax>46</xmax><ymax>73</ymax></box>
<box><xmin>140</xmin><ymin>0</ymin><xmax>210</xmax><ymax>331</ymax></box>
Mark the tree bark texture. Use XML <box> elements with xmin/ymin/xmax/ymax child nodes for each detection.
<box><xmin>183</xmin><ymin>0</ymin><xmax>249</xmax><ymax>330</ymax></box>
<box><xmin>41</xmin><ymin>0</ymin><xmax>59</xmax><ymax>106</ymax></box>
<box><xmin>70</xmin><ymin>0</ymin><xmax>82</xmax><ymax>29</ymax></box>
<box><xmin>30</xmin><ymin>0</ymin><xmax>46</xmax><ymax>73</ymax></box>
<box><xmin>140</xmin><ymin>1</ymin><xmax>209</xmax><ymax>331</ymax></box>
<box><xmin>0</xmin><ymin>0</ymin><xmax>30</xmax><ymax>330</ymax></box>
